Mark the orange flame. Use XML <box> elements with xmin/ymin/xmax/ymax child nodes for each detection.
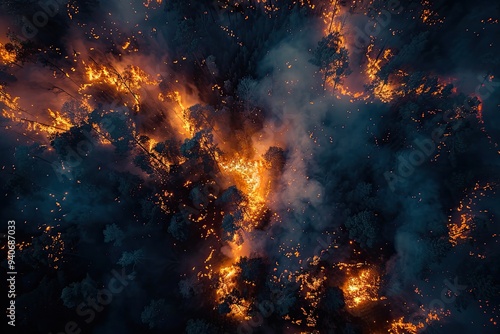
<box><xmin>342</xmin><ymin>267</ymin><xmax>380</xmax><ymax>309</ymax></box>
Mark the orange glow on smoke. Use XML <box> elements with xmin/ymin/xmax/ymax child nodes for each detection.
<box><xmin>1</xmin><ymin>2</ymin><xmax>489</xmax><ymax>329</ymax></box>
<box><xmin>162</xmin><ymin>87</ymin><xmax>273</xmax><ymax>321</ymax></box>
<box><xmin>321</xmin><ymin>0</ymin><xmax>344</xmax><ymax>40</ymax></box>
<box><xmin>216</xmin><ymin>264</ymin><xmax>241</xmax><ymax>302</ymax></box>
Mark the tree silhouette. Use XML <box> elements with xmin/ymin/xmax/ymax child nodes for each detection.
<box><xmin>103</xmin><ymin>223</ymin><xmax>125</xmax><ymax>246</ymax></box>
<box><xmin>141</xmin><ymin>299</ymin><xmax>168</xmax><ymax>329</ymax></box>
<box><xmin>311</xmin><ymin>32</ymin><xmax>351</xmax><ymax>90</ymax></box>
<box><xmin>61</xmin><ymin>274</ymin><xmax>97</xmax><ymax>308</ymax></box>
<box><xmin>320</xmin><ymin>286</ymin><xmax>345</xmax><ymax>313</ymax></box>
<box><xmin>168</xmin><ymin>213</ymin><xmax>190</xmax><ymax>241</ymax></box>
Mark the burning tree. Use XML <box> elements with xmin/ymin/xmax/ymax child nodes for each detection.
<box><xmin>1</xmin><ymin>1</ymin><xmax>499</xmax><ymax>333</ymax></box>
<box><xmin>311</xmin><ymin>32</ymin><xmax>351</xmax><ymax>90</ymax></box>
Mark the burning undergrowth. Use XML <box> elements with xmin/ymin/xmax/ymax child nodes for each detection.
<box><xmin>0</xmin><ymin>0</ymin><xmax>499</xmax><ymax>333</ymax></box>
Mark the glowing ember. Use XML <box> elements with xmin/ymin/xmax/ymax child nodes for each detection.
<box><xmin>143</xmin><ymin>0</ymin><xmax>162</xmax><ymax>8</ymax></box>
<box><xmin>80</xmin><ymin>61</ymin><xmax>158</xmax><ymax>111</ymax></box>
<box><xmin>216</xmin><ymin>264</ymin><xmax>241</xmax><ymax>302</ymax></box>
<box><xmin>0</xmin><ymin>1</ymin><xmax>498</xmax><ymax>332</ymax></box>
<box><xmin>448</xmin><ymin>212</ymin><xmax>474</xmax><ymax>246</ymax></box>
<box><xmin>218</xmin><ymin>155</ymin><xmax>270</xmax><ymax>226</ymax></box>
<box><xmin>389</xmin><ymin>308</ymin><xmax>449</xmax><ymax>334</ymax></box>
<box><xmin>342</xmin><ymin>268</ymin><xmax>380</xmax><ymax>309</ymax></box>
<box><xmin>448</xmin><ymin>182</ymin><xmax>495</xmax><ymax>246</ymax></box>
<box><xmin>0</xmin><ymin>42</ymin><xmax>16</xmax><ymax>65</ymax></box>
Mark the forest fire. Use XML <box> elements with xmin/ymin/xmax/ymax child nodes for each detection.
<box><xmin>448</xmin><ymin>182</ymin><xmax>495</xmax><ymax>246</ymax></box>
<box><xmin>218</xmin><ymin>156</ymin><xmax>270</xmax><ymax>225</ymax></box>
<box><xmin>80</xmin><ymin>60</ymin><xmax>159</xmax><ymax>110</ymax></box>
<box><xmin>216</xmin><ymin>264</ymin><xmax>241</xmax><ymax>302</ymax></box>
<box><xmin>152</xmin><ymin>72</ymin><xmax>275</xmax><ymax>323</ymax></box>
<box><xmin>1</xmin><ymin>0</ymin><xmax>498</xmax><ymax>333</ymax></box>
<box><xmin>321</xmin><ymin>0</ymin><xmax>345</xmax><ymax>38</ymax></box>
<box><xmin>296</xmin><ymin>271</ymin><xmax>327</xmax><ymax>327</ymax></box>
<box><xmin>0</xmin><ymin>42</ymin><xmax>16</xmax><ymax>64</ymax></box>
<box><xmin>342</xmin><ymin>267</ymin><xmax>380</xmax><ymax>310</ymax></box>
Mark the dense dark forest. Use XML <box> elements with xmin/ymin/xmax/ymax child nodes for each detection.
<box><xmin>0</xmin><ymin>0</ymin><xmax>499</xmax><ymax>333</ymax></box>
